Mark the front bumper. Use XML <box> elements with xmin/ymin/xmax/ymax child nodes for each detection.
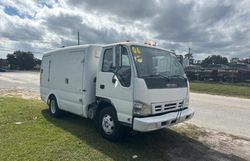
<box><xmin>133</xmin><ymin>108</ymin><xmax>194</xmax><ymax>132</ymax></box>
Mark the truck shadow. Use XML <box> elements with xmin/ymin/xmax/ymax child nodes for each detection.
<box><xmin>41</xmin><ymin>109</ymin><xmax>246</xmax><ymax>161</ymax></box>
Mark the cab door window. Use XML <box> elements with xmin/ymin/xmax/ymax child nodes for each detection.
<box><xmin>102</xmin><ymin>48</ymin><xmax>114</xmax><ymax>72</ymax></box>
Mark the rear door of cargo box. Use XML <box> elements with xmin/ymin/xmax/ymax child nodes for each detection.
<box><xmin>40</xmin><ymin>55</ymin><xmax>51</xmax><ymax>90</ymax></box>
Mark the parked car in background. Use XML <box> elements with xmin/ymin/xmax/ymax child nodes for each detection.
<box><xmin>0</xmin><ymin>68</ymin><xmax>7</xmax><ymax>72</ymax></box>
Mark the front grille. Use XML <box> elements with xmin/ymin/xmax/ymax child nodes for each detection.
<box><xmin>152</xmin><ymin>100</ymin><xmax>184</xmax><ymax>114</ymax></box>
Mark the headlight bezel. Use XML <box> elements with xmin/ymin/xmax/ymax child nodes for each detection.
<box><xmin>183</xmin><ymin>94</ymin><xmax>189</xmax><ymax>108</ymax></box>
<box><xmin>183</xmin><ymin>81</ymin><xmax>190</xmax><ymax>108</ymax></box>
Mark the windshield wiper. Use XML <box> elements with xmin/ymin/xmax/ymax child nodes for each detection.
<box><xmin>170</xmin><ymin>74</ymin><xmax>187</xmax><ymax>79</ymax></box>
<box><xmin>142</xmin><ymin>74</ymin><xmax>170</xmax><ymax>81</ymax></box>
<box><xmin>158</xmin><ymin>74</ymin><xmax>170</xmax><ymax>81</ymax></box>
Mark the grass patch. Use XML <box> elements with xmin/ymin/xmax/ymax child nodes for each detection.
<box><xmin>190</xmin><ymin>82</ymin><xmax>250</xmax><ymax>99</ymax></box>
<box><xmin>0</xmin><ymin>97</ymin><xmax>239</xmax><ymax>161</ymax></box>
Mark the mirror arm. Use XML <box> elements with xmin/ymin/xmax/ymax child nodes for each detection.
<box><xmin>112</xmin><ymin>77</ymin><xmax>116</xmax><ymax>83</ymax></box>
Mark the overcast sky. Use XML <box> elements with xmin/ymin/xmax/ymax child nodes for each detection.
<box><xmin>0</xmin><ymin>0</ymin><xmax>250</xmax><ymax>60</ymax></box>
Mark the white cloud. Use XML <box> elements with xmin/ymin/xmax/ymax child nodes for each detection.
<box><xmin>0</xmin><ymin>0</ymin><xmax>250</xmax><ymax>59</ymax></box>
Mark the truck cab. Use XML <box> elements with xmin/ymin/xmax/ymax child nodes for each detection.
<box><xmin>95</xmin><ymin>42</ymin><xmax>194</xmax><ymax>140</ymax></box>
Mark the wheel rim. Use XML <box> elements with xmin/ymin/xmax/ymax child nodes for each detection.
<box><xmin>102</xmin><ymin>114</ymin><xmax>115</xmax><ymax>135</ymax></box>
<box><xmin>50</xmin><ymin>100</ymin><xmax>56</xmax><ymax>114</ymax></box>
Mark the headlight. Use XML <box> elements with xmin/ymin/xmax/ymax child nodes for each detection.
<box><xmin>133</xmin><ymin>101</ymin><xmax>152</xmax><ymax>116</ymax></box>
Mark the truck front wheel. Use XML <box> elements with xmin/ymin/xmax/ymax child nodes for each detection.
<box><xmin>99</xmin><ymin>107</ymin><xmax>124</xmax><ymax>141</ymax></box>
<box><xmin>49</xmin><ymin>96</ymin><xmax>62</xmax><ymax>117</ymax></box>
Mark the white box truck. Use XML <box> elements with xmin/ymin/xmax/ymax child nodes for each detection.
<box><xmin>40</xmin><ymin>42</ymin><xmax>194</xmax><ymax>141</ymax></box>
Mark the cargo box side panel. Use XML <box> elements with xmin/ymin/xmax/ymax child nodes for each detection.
<box><xmin>50</xmin><ymin>50</ymin><xmax>86</xmax><ymax>115</ymax></box>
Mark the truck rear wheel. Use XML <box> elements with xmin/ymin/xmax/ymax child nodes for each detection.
<box><xmin>49</xmin><ymin>96</ymin><xmax>62</xmax><ymax>117</ymax></box>
<box><xmin>99</xmin><ymin>107</ymin><xmax>124</xmax><ymax>141</ymax></box>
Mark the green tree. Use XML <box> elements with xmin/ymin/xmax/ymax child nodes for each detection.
<box><xmin>7</xmin><ymin>54</ymin><xmax>17</xmax><ymax>69</ymax></box>
<box><xmin>201</xmin><ymin>55</ymin><xmax>228</xmax><ymax>66</ymax></box>
<box><xmin>6</xmin><ymin>51</ymin><xmax>35</xmax><ymax>70</ymax></box>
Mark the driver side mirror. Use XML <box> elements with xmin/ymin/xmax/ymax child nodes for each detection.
<box><xmin>112</xmin><ymin>45</ymin><xmax>122</xmax><ymax>69</ymax></box>
<box><xmin>111</xmin><ymin>45</ymin><xmax>131</xmax><ymax>87</ymax></box>
<box><xmin>110</xmin><ymin>45</ymin><xmax>122</xmax><ymax>82</ymax></box>
<box><xmin>112</xmin><ymin>68</ymin><xmax>121</xmax><ymax>84</ymax></box>
<box><xmin>112</xmin><ymin>74</ymin><xmax>116</xmax><ymax>83</ymax></box>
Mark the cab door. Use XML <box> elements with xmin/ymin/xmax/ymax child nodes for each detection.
<box><xmin>96</xmin><ymin>45</ymin><xmax>133</xmax><ymax>125</ymax></box>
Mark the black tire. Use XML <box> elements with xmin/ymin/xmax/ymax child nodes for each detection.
<box><xmin>49</xmin><ymin>96</ymin><xmax>62</xmax><ymax>117</ymax></box>
<box><xmin>99</xmin><ymin>107</ymin><xmax>124</xmax><ymax>141</ymax></box>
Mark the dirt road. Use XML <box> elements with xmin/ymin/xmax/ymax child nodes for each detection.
<box><xmin>190</xmin><ymin>93</ymin><xmax>250</xmax><ymax>138</ymax></box>
<box><xmin>0</xmin><ymin>71</ymin><xmax>40</xmax><ymax>99</ymax></box>
<box><xmin>0</xmin><ymin>71</ymin><xmax>39</xmax><ymax>90</ymax></box>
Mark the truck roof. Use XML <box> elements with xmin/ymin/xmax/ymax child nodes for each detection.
<box><xmin>43</xmin><ymin>44</ymin><xmax>104</xmax><ymax>57</ymax></box>
<box><xmin>43</xmin><ymin>42</ymin><xmax>175</xmax><ymax>57</ymax></box>
<box><xmin>103</xmin><ymin>42</ymin><xmax>175</xmax><ymax>54</ymax></box>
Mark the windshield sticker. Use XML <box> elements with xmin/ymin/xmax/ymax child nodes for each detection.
<box><xmin>132</xmin><ymin>46</ymin><xmax>137</xmax><ymax>54</ymax></box>
<box><xmin>132</xmin><ymin>47</ymin><xmax>143</xmax><ymax>62</ymax></box>
<box><xmin>136</xmin><ymin>47</ymin><xmax>141</xmax><ymax>54</ymax></box>
<box><xmin>132</xmin><ymin>46</ymin><xmax>143</xmax><ymax>63</ymax></box>
<box><xmin>135</xmin><ymin>56</ymin><xmax>143</xmax><ymax>63</ymax></box>
<box><xmin>132</xmin><ymin>47</ymin><xmax>141</xmax><ymax>55</ymax></box>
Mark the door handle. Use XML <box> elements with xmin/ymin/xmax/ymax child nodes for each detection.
<box><xmin>100</xmin><ymin>84</ymin><xmax>105</xmax><ymax>89</ymax></box>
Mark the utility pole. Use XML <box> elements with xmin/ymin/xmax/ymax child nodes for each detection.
<box><xmin>78</xmin><ymin>32</ymin><xmax>80</xmax><ymax>45</ymax></box>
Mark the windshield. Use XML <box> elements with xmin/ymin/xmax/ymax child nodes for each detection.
<box><xmin>131</xmin><ymin>45</ymin><xmax>185</xmax><ymax>78</ymax></box>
